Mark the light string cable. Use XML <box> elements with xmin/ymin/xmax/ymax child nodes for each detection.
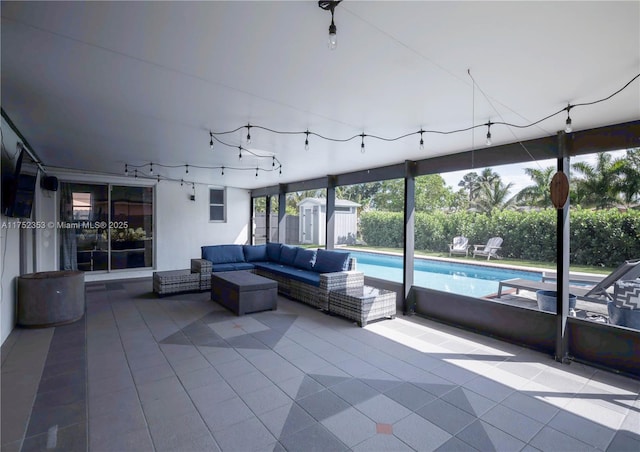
<box><xmin>209</xmin><ymin>72</ymin><xmax>640</xmax><ymax>146</ymax></box>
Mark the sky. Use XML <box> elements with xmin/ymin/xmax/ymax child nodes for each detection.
<box><xmin>440</xmin><ymin>149</ymin><xmax>628</xmax><ymax>196</ymax></box>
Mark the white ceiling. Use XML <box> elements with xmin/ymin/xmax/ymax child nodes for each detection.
<box><xmin>1</xmin><ymin>1</ymin><xmax>639</xmax><ymax>190</ymax></box>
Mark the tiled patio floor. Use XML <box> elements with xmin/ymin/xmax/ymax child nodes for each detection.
<box><xmin>2</xmin><ymin>278</ymin><xmax>639</xmax><ymax>451</ymax></box>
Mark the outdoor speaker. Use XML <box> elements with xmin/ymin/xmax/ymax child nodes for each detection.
<box><xmin>40</xmin><ymin>175</ymin><xmax>59</xmax><ymax>191</ymax></box>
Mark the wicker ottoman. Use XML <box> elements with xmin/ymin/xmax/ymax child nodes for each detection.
<box><xmin>153</xmin><ymin>269</ymin><xmax>201</xmax><ymax>296</ymax></box>
<box><xmin>329</xmin><ymin>286</ymin><xmax>396</xmax><ymax>327</ymax></box>
<box><xmin>191</xmin><ymin>258</ymin><xmax>213</xmax><ymax>290</ymax></box>
<box><xmin>212</xmin><ymin>271</ymin><xmax>277</xmax><ymax>315</ymax></box>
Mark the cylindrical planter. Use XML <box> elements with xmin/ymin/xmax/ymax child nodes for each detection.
<box><xmin>607</xmin><ymin>302</ymin><xmax>640</xmax><ymax>329</ymax></box>
<box><xmin>536</xmin><ymin>290</ymin><xmax>576</xmax><ymax>313</ymax></box>
<box><xmin>18</xmin><ymin>270</ymin><xmax>85</xmax><ymax>327</ymax></box>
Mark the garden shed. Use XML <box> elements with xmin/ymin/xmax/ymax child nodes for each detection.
<box><xmin>297</xmin><ymin>198</ymin><xmax>360</xmax><ymax>246</ymax></box>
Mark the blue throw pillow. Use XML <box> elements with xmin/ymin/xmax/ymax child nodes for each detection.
<box><xmin>266</xmin><ymin>242</ymin><xmax>282</xmax><ymax>262</ymax></box>
<box><xmin>279</xmin><ymin>245</ymin><xmax>299</xmax><ymax>266</ymax></box>
<box><xmin>293</xmin><ymin>248</ymin><xmax>316</xmax><ymax>270</ymax></box>
<box><xmin>313</xmin><ymin>249</ymin><xmax>350</xmax><ymax>273</ymax></box>
<box><xmin>243</xmin><ymin>244</ymin><xmax>268</xmax><ymax>262</ymax></box>
<box><xmin>201</xmin><ymin>245</ymin><xmax>245</xmax><ymax>264</ymax></box>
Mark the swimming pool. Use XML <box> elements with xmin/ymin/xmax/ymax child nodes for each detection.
<box><xmin>349</xmin><ymin>251</ymin><xmax>542</xmax><ymax>298</ymax></box>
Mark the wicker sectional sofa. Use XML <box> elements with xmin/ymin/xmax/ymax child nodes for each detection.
<box><xmin>191</xmin><ymin>243</ymin><xmax>364</xmax><ymax>311</ymax></box>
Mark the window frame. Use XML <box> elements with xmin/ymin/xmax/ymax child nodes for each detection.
<box><xmin>209</xmin><ymin>187</ymin><xmax>226</xmax><ymax>223</ymax></box>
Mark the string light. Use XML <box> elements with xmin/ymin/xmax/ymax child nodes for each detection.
<box><xmin>360</xmin><ymin>134</ymin><xmax>365</xmax><ymax>153</ymax></box>
<box><xmin>305</xmin><ymin>130</ymin><xmax>310</xmax><ymax>151</ymax></box>
<box><xmin>124</xmin><ymin>164</ymin><xmax>128</xmax><ymax>176</ymax></box>
<box><xmin>238</xmin><ymin>147</ymin><xmax>242</xmax><ymax>159</ymax></box>
<box><xmin>209</xmin><ymin>131</ymin><xmax>214</xmax><ymax>150</ymax></box>
<box><xmin>157</xmin><ymin>174</ymin><xmax>160</xmax><ymax>183</ymax></box>
<box><xmin>149</xmin><ymin>162</ymin><xmax>153</xmax><ymax>174</ymax></box>
<box><xmin>272</xmin><ymin>156</ymin><xmax>275</xmax><ymax>167</ymax></box>
<box><xmin>565</xmin><ymin>105</ymin><xmax>573</xmax><ymax>133</ymax></box>
<box><xmin>255</xmin><ymin>167</ymin><xmax>259</xmax><ymax>178</ymax></box>
<box><xmin>485</xmin><ymin>121</ymin><xmax>492</xmax><ymax>146</ymax></box>
<box><xmin>246</xmin><ymin>124</ymin><xmax>252</xmax><ymax>145</ymax></box>
<box><xmin>185</xmin><ymin>164</ymin><xmax>189</xmax><ymax>174</ymax></box>
<box><xmin>319</xmin><ymin>1</ymin><xmax>341</xmax><ymax>50</ymax></box>
<box><xmin>419</xmin><ymin>130</ymin><xmax>424</xmax><ymax>151</ymax></box>
<box><xmin>221</xmin><ymin>166</ymin><xmax>225</xmax><ymax>176</ymax></box>
<box><xmin>134</xmin><ymin>169</ymin><xmax>138</xmax><ymax>178</ymax></box>
<box><xmin>180</xmin><ymin>179</ymin><xmax>184</xmax><ymax>186</ymax></box>
<box><xmin>206</xmin><ymin>73</ymin><xmax>638</xmax><ymax>150</ymax></box>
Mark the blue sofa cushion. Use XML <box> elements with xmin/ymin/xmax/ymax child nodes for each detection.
<box><xmin>266</xmin><ymin>243</ymin><xmax>282</xmax><ymax>262</ymax></box>
<box><xmin>293</xmin><ymin>248</ymin><xmax>316</xmax><ymax>270</ymax></box>
<box><xmin>254</xmin><ymin>262</ymin><xmax>321</xmax><ymax>287</ymax></box>
<box><xmin>243</xmin><ymin>244</ymin><xmax>268</xmax><ymax>262</ymax></box>
<box><xmin>313</xmin><ymin>249</ymin><xmax>350</xmax><ymax>273</ymax></box>
<box><xmin>211</xmin><ymin>262</ymin><xmax>255</xmax><ymax>272</ymax></box>
<box><xmin>202</xmin><ymin>245</ymin><xmax>245</xmax><ymax>264</ymax></box>
<box><xmin>279</xmin><ymin>245</ymin><xmax>299</xmax><ymax>266</ymax></box>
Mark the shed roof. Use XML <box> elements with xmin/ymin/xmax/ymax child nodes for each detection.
<box><xmin>297</xmin><ymin>197</ymin><xmax>361</xmax><ymax>208</ymax></box>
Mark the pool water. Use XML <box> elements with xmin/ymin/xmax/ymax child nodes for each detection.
<box><xmin>349</xmin><ymin>251</ymin><xmax>542</xmax><ymax>298</ymax></box>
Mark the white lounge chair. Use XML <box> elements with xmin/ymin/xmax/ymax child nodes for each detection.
<box><xmin>449</xmin><ymin>236</ymin><xmax>469</xmax><ymax>257</ymax></box>
<box><xmin>473</xmin><ymin>237</ymin><xmax>503</xmax><ymax>260</ymax></box>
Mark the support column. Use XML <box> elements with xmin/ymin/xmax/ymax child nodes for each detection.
<box><xmin>278</xmin><ymin>187</ymin><xmax>286</xmax><ymax>244</ymax></box>
<box><xmin>403</xmin><ymin>161</ymin><xmax>416</xmax><ymax>315</ymax></box>
<box><xmin>555</xmin><ymin>131</ymin><xmax>571</xmax><ymax>363</ymax></box>
<box><xmin>249</xmin><ymin>196</ymin><xmax>255</xmax><ymax>245</ymax></box>
<box><xmin>325</xmin><ymin>176</ymin><xmax>336</xmax><ymax>250</ymax></box>
<box><xmin>265</xmin><ymin>196</ymin><xmax>272</xmax><ymax>243</ymax></box>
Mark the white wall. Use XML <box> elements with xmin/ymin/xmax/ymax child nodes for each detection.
<box><xmin>155</xmin><ymin>182</ymin><xmax>250</xmax><ymax>270</ymax></box>
<box><xmin>1</xmin><ymin>121</ymin><xmax>26</xmax><ymax>344</ymax></box>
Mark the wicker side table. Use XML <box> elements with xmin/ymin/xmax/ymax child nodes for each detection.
<box><xmin>328</xmin><ymin>286</ymin><xmax>396</xmax><ymax>327</ymax></box>
<box><xmin>153</xmin><ymin>269</ymin><xmax>201</xmax><ymax>296</ymax></box>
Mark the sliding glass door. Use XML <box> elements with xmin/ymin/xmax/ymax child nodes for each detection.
<box><xmin>60</xmin><ymin>182</ymin><xmax>153</xmax><ymax>272</ymax></box>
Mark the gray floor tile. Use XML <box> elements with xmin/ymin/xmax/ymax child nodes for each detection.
<box><xmin>23</xmin><ymin>422</ymin><xmax>85</xmax><ymax>452</ymax></box>
<box><xmin>321</xmin><ymin>406</ymin><xmax>377</xmax><ymax>447</ymax></box>
<box><xmin>607</xmin><ymin>431</ymin><xmax>640</xmax><ymax>452</ymax></box>
<box><xmin>88</xmin><ymin>386</ymin><xmax>141</xmax><ymax>419</ymax></box>
<box><xmin>298</xmin><ymin>388</ymin><xmax>351</xmax><ymax>422</ymax></box>
<box><xmin>136</xmin><ymin>375</ymin><xmax>184</xmax><ymax>404</ymax></box>
<box><xmin>529</xmin><ymin>426</ymin><xmax>595</xmax><ymax>452</ymax></box>
<box><xmin>178</xmin><ymin>366</ymin><xmax>223</xmax><ymax>390</ymax></box>
<box><xmin>330</xmin><ymin>377</ymin><xmax>381</xmax><ymax>405</ymax></box>
<box><xmin>384</xmin><ymin>382</ymin><xmax>436</xmax><ymax>411</ymax></box>
<box><xmin>500</xmin><ymin>392</ymin><xmax>559</xmax><ymax>424</ymax></box>
<box><xmin>276</xmin><ymin>374</ymin><xmax>325</xmax><ymax>400</ymax></box>
<box><xmin>480</xmin><ymin>404</ymin><xmax>544</xmax><ymax>443</ymax></box>
<box><xmin>240</xmin><ymin>384</ymin><xmax>292</xmax><ymax>415</ymax></box>
<box><xmin>226</xmin><ymin>370</ymin><xmax>273</xmax><ymax>394</ymax></box>
<box><xmin>355</xmin><ymin>394</ymin><xmax>412</xmax><ymax>424</ymax></box>
<box><xmin>434</xmin><ymin>436</ymin><xmax>480</xmax><ymax>451</ymax></box>
<box><xmin>441</xmin><ymin>387</ymin><xmax>497</xmax><ymax>417</ymax></box>
<box><xmin>431</xmin><ymin>362</ymin><xmax>480</xmax><ymax>385</ymax></box>
<box><xmin>131</xmin><ymin>361</ymin><xmax>175</xmax><ymax>385</ymax></box>
<box><xmin>352</xmin><ymin>432</ymin><xmax>414</xmax><ymax>451</ymax></box>
<box><xmin>279</xmin><ymin>423</ymin><xmax>348</xmax><ymax>452</ymax></box>
<box><xmin>141</xmin><ymin>390</ymin><xmax>196</xmax><ymax>422</ymax></box>
<box><xmin>214</xmin><ymin>416</ymin><xmax>275</xmax><ymax>452</ymax></box>
<box><xmin>200</xmin><ymin>396</ymin><xmax>254</xmax><ymax>432</ymax></box>
<box><xmin>456</xmin><ymin>419</ymin><xmax>525</xmax><ymax>452</ymax></box>
<box><xmin>188</xmin><ymin>380</ymin><xmax>237</xmax><ymax>407</ymax></box>
<box><xmin>548</xmin><ymin>409</ymin><xmax>617</xmax><ymax>450</ymax></box>
<box><xmin>393</xmin><ymin>413</ymin><xmax>452</xmax><ymax>451</ymax></box>
<box><xmin>462</xmin><ymin>375</ymin><xmax>515</xmax><ymax>403</ymax></box>
<box><xmin>169</xmin><ymin>354</ymin><xmax>211</xmax><ymax>376</ymax></box>
<box><xmin>258</xmin><ymin>402</ymin><xmax>316</xmax><ymax>439</ymax></box>
<box><xmin>416</xmin><ymin>398</ymin><xmax>476</xmax><ymax>435</ymax></box>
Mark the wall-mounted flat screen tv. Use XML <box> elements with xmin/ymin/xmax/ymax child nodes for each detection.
<box><xmin>2</xmin><ymin>149</ymin><xmax>38</xmax><ymax>218</ymax></box>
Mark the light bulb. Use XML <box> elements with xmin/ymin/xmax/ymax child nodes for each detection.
<box><xmin>238</xmin><ymin>148</ymin><xmax>242</xmax><ymax>159</ymax></box>
<box><xmin>565</xmin><ymin>116</ymin><xmax>573</xmax><ymax>133</ymax></box>
<box><xmin>124</xmin><ymin>164</ymin><xmax>128</xmax><ymax>176</ymax></box>
<box><xmin>134</xmin><ymin>169</ymin><xmax>138</xmax><ymax>178</ymax></box>
<box><xmin>305</xmin><ymin>131</ymin><xmax>310</xmax><ymax>151</ymax></box>
<box><xmin>209</xmin><ymin>132</ymin><xmax>214</xmax><ymax>150</ymax></box>
<box><xmin>485</xmin><ymin>131</ymin><xmax>492</xmax><ymax>146</ymax></box>
<box><xmin>221</xmin><ymin>167</ymin><xmax>225</xmax><ymax>176</ymax></box>
<box><xmin>328</xmin><ymin>20</ymin><xmax>337</xmax><ymax>50</ymax></box>
<box><xmin>246</xmin><ymin>125</ymin><xmax>251</xmax><ymax>145</ymax></box>
<box><xmin>185</xmin><ymin>165</ymin><xmax>189</xmax><ymax>174</ymax></box>
<box><xmin>157</xmin><ymin>174</ymin><xmax>160</xmax><ymax>183</ymax></box>
<box><xmin>255</xmin><ymin>168</ymin><xmax>259</xmax><ymax>178</ymax></box>
<box><xmin>149</xmin><ymin>163</ymin><xmax>153</xmax><ymax>174</ymax></box>
<box><xmin>419</xmin><ymin>132</ymin><xmax>424</xmax><ymax>151</ymax></box>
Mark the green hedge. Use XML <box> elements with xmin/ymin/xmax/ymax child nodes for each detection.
<box><xmin>360</xmin><ymin>208</ymin><xmax>640</xmax><ymax>267</ymax></box>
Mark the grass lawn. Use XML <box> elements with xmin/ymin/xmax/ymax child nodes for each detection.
<box><xmin>343</xmin><ymin>245</ymin><xmax>614</xmax><ymax>275</ymax></box>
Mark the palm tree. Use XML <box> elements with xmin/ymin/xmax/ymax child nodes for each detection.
<box><xmin>571</xmin><ymin>153</ymin><xmax>620</xmax><ymax>209</ymax></box>
<box><xmin>472</xmin><ymin>179</ymin><xmax>517</xmax><ymax>214</ymax></box>
<box><xmin>612</xmin><ymin>148</ymin><xmax>640</xmax><ymax>208</ymax></box>
<box><xmin>516</xmin><ymin>166</ymin><xmax>555</xmax><ymax>208</ymax></box>
<box><xmin>458</xmin><ymin>172</ymin><xmax>480</xmax><ymax>203</ymax></box>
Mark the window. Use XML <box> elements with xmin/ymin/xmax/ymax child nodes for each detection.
<box><xmin>209</xmin><ymin>188</ymin><xmax>226</xmax><ymax>222</ymax></box>
<box><xmin>72</xmin><ymin>192</ymin><xmax>91</xmax><ymax>220</ymax></box>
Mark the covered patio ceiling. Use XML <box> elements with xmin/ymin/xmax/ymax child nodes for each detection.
<box><xmin>1</xmin><ymin>1</ymin><xmax>639</xmax><ymax>189</ymax></box>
